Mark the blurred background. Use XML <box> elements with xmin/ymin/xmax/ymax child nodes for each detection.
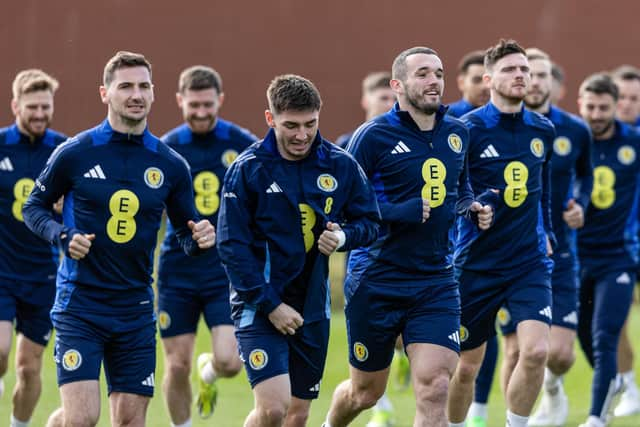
<box><xmin>2</xmin><ymin>0</ymin><xmax>639</xmax><ymax>141</ymax></box>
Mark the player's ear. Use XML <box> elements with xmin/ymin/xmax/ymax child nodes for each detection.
<box><xmin>10</xmin><ymin>98</ymin><xmax>19</xmax><ymax>116</ymax></box>
<box><xmin>176</xmin><ymin>92</ymin><xmax>183</xmax><ymax>108</ymax></box>
<box><xmin>217</xmin><ymin>92</ymin><xmax>225</xmax><ymax>108</ymax></box>
<box><xmin>99</xmin><ymin>85</ymin><xmax>108</xmax><ymax>105</ymax></box>
<box><xmin>265</xmin><ymin>110</ymin><xmax>275</xmax><ymax>128</ymax></box>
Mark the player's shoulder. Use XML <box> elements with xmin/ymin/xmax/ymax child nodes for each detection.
<box><xmin>160</xmin><ymin>123</ymin><xmax>190</xmax><ymax>145</ymax></box>
<box><xmin>45</xmin><ymin>128</ymin><xmax>68</xmax><ymax>145</ymax></box>
<box><xmin>460</xmin><ymin>103</ymin><xmax>492</xmax><ymax>130</ymax></box>
<box><xmin>619</xmin><ymin>121</ymin><xmax>640</xmax><ymax>145</ymax></box>
<box><xmin>440</xmin><ymin>113</ymin><xmax>469</xmax><ymax>136</ymax></box>
<box><xmin>46</xmin><ymin>127</ymin><xmax>96</xmax><ymax>164</ymax></box>
<box><xmin>524</xmin><ymin>109</ymin><xmax>555</xmax><ymax>133</ymax></box>
<box><xmin>216</xmin><ymin>118</ymin><xmax>258</xmax><ymax>145</ymax></box>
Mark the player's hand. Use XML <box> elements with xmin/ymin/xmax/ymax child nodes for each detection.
<box><xmin>268</xmin><ymin>303</ymin><xmax>304</xmax><ymax>335</ymax></box>
<box><xmin>53</xmin><ymin>196</ymin><xmax>64</xmax><ymax>214</ymax></box>
<box><xmin>562</xmin><ymin>199</ymin><xmax>584</xmax><ymax>229</ymax></box>
<box><xmin>318</xmin><ymin>222</ymin><xmax>343</xmax><ymax>256</ymax></box>
<box><xmin>470</xmin><ymin>201</ymin><xmax>494</xmax><ymax>230</ymax></box>
<box><xmin>546</xmin><ymin>235</ymin><xmax>553</xmax><ymax>256</ymax></box>
<box><xmin>68</xmin><ymin>233</ymin><xmax>95</xmax><ymax>260</ymax></box>
<box><xmin>188</xmin><ymin>220</ymin><xmax>215</xmax><ymax>249</ymax></box>
<box><xmin>422</xmin><ymin>198</ymin><xmax>431</xmax><ymax>223</ymax></box>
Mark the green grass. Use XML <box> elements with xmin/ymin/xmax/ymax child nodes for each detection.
<box><xmin>2</xmin><ymin>252</ymin><xmax>640</xmax><ymax>425</ymax></box>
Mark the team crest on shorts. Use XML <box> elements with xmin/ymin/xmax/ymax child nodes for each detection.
<box><xmin>448</xmin><ymin>133</ymin><xmax>463</xmax><ymax>153</ymax></box>
<box><xmin>144</xmin><ymin>167</ymin><xmax>164</xmax><ymax>189</ymax></box>
<box><xmin>459</xmin><ymin>326</ymin><xmax>469</xmax><ymax>343</ymax></box>
<box><xmin>249</xmin><ymin>349</ymin><xmax>268</xmax><ymax>370</ymax></box>
<box><xmin>497</xmin><ymin>307</ymin><xmax>511</xmax><ymax>326</ymax></box>
<box><xmin>157</xmin><ymin>311</ymin><xmax>171</xmax><ymax>330</ymax></box>
<box><xmin>62</xmin><ymin>349</ymin><xmax>82</xmax><ymax>371</ymax></box>
<box><xmin>317</xmin><ymin>174</ymin><xmax>338</xmax><ymax>192</ymax></box>
<box><xmin>618</xmin><ymin>145</ymin><xmax>636</xmax><ymax>165</ymax></box>
<box><xmin>353</xmin><ymin>342</ymin><xmax>369</xmax><ymax>362</ymax></box>
<box><xmin>553</xmin><ymin>137</ymin><xmax>572</xmax><ymax>156</ymax></box>
<box><xmin>221</xmin><ymin>149</ymin><xmax>239</xmax><ymax>168</ymax></box>
<box><xmin>530</xmin><ymin>138</ymin><xmax>545</xmax><ymax>158</ymax></box>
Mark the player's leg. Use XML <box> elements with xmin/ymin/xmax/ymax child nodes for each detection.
<box><xmin>237</xmin><ymin>313</ymin><xmax>293</xmax><ymax>427</ymax></box>
<box><xmin>59</xmin><ymin>381</ymin><xmax>102</xmax><ymax>426</ymax></box>
<box><xmin>209</xmin><ymin>325</ymin><xmax>242</xmax><ymax>377</ymax></box>
<box><xmin>325</xmin><ymin>280</ymin><xmax>400</xmax><ymax>427</ymax></box>
<box><xmin>284</xmin><ymin>319</ymin><xmax>329</xmax><ymax>427</ymax></box>
<box><xmin>0</xmin><ymin>279</ymin><xmax>18</xmax><ymax>397</ymax></box>
<box><xmin>104</xmin><ymin>316</ymin><xmax>156</xmax><ymax>427</ymax></box>
<box><xmin>11</xmin><ymin>280</ymin><xmax>55</xmax><ymax>425</ymax></box>
<box><xmin>614</xmin><ymin>315</ymin><xmax>640</xmax><ymax>416</ymax></box>
<box><xmin>161</xmin><ymin>334</ymin><xmax>195</xmax><ymax>425</ymax></box>
<box><xmin>447</xmin><ymin>344</ymin><xmax>487</xmax><ymax>425</ymax></box>
<box><xmin>466</xmin><ymin>334</ymin><xmax>498</xmax><ymax>427</ymax></box>
<box><xmin>157</xmin><ymin>286</ymin><xmax>199</xmax><ymax>424</ymax></box>
<box><xmin>408</xmin><ymin>343</ymin><xmax>458</xmax><ymax>426</ymax></box>
<box><xmin>582</xmin><ymin>270</ymin><xmax>635</xmax><ymax>426</ymax></box>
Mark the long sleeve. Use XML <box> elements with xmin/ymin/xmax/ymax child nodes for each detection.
<box><xmin>575</xmin><ymin>128</ymin><xmax>594</xmax><ymax>210</ymax></box>
<box><xmin>216</xmin><ymin>161</ymin><xmax>281</xmax><ymax>314</ymax></box>
<box><xmin>339</xmin><ymin>162</ymin><xmax>380</xmax><ymax>251</ymax></box>
<box><xmin>542</xmin><ymin>140</ymin><xmax>557</xmax><ymax>247</ymax></box>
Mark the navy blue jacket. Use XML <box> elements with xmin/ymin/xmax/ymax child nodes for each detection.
<box><xmin>217</xmin><ymin>128</ymin><xmax>380</xmax><ymax>322</ymax></box>
<box><xmin>23</xmin><ymin>119</ymin><xmax>203</xmax><ymax>298</ymax></box>
<box><xmin>455</xmin><ymin>102</ymin><xmax>556</xmax><ymax>274</ymax></box>
<box><xmin>545</xmin><ymin>106</ymin><xmax>593</xmax><ymax>264</ymax></box>
<box><xmin>447</xmin><ymin>98</ymin><xmax>478</xmax><ymax>119</ymax></box>
<box><xmin>158</xmin><ymin>119</ymin><xmax>257</xmax><ymax>288</ymax></box>
<box><xmin>0</xmin><ymin>125</ymin><xmax>66</xmax><ymax>283</ymax></box>
<box><xmin>346</xmin><ymin>103</ymin><xmax>479</xmax><ymax>283</ymax></box>
<box><xmin>578</xmin><ymin>121</ymin><xmax>640</xmax><ymax>271</ymax></box>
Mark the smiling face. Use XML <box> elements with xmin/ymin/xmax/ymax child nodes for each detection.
<box><xmin>100</xmin><ymin>66</ymin><xmax>154</xmax><ymax>131</ymax></box>
<box><xmin>177</xmin><ymin>88</ymin><xmax>224</xmax><ymax>134</ymax></box>
<box><xmin>525</xmin><ymin>57</ymin><xmax>553</xmax><ymax>110</ymax></box>
<box><xmin>265</xmin><ymin>108</ymin><xmax>319</xmax><ymax>161</ymax></box>
<box><xmin>393</xmin><ymin>52</ymin><xmax>444</xmax><ymax>115</ymax></box>
<box><xmin>579</xmin><ymin>91</ymin><xmax>616</xmax><ymax>139</ymax></box>
<box><xmin>12</xmin><ymin>90</ymin><xmax>54</xmax><ymax>138</ymax></box>
<box><xmin>487</xmin><ymin>52</ymin><xmax>531</xmax><ymax>104</ymax></box>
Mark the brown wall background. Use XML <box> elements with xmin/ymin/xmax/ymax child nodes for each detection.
<box><xmin>2</xmin><ymin>0</ymin><xmax>639</xmax><ymax>140</ymax></box>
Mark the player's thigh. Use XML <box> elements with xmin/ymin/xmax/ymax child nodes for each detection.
<box><xmin>157</xmin><ymin>286</ymin><xmax>200</xmax><ymax>338</ymax></box>
<box><xmin>406</xmin><ymin>342</ymin><xmax>458</xmax><ymax>383</ymax></box>
<box><xmin>59</xmin><ymin>380</ymin><xmax>101</xmax><ymax>426</ymax></box>
<box><xmin>15</xmin><ymin>333</ymin><xmax>46</xmax><ymax>372</ymax></box>
<box><xmin>289</xmin><ymin>320</ymin><xmax>329</xmax><ymax>400</ymax></box>
<box><xmin>161</xmin><ymin>333</ymin><xmax>195</xmax><ymax>370</ymax></box>
<box><xmin>0</xmin><ymin>321</ymin><xmax>12</xmax><ymax>359</ymax></box>
<box><xmin>0</xmin><ymin>279</ymin><xmax>17</xmax><ymax>358</ymax></box>
<box><xmin>235</xmin><ymin>314</ymin><xmax>289</xmax><ymax>389</ymax></box>
<box><xmin>504</xmin><ymin>277</ymin><xmax>552</xmax><ymax>330</ymax></box>
<box><xmin>15</xmin><ymin>280</ymin><xmax>55</xmax><ymax>347</ymax></box>
<box><xmin>549</xmin><ymin>325</ymin><xmax>576</xmax><ymax>356</ymax></box>
<box><xmin>515</xmin><ymin>319</ymin><xmax>550</xmax><ymax>352</ymax></box>
<box><xmin>592</xmin><ymin>270</ymin><xmax>635</xmax><ymax>337</ymax></box>
<box><xmin>550</xmin><ymin>262</ymin><xmax>579</xmax><ymax>330</ymax></box>
<box><xmin>104</xmin><ymin>319</ymin><xmax>157</xmax><ymax>398</ymax></box>
<box><xmin>253</xmin><ymin>373</ymin><xmax>291</xmax><ymax>411</ymax></box>
<box><xmin>344</xmin><ymin>278</ymin><xmax>406</xmax><ymax>371</ymax></box>
<box><xmin>211</xmin><ymin>324</ymin><xmax>239</xmax><ymax>364</ymax></box>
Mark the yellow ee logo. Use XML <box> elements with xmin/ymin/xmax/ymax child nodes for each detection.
<box><xmin>317</xmin><ymin>174</ymin><xmax>338</xmax><ymax>192</ymax></box>
<box><xmin>448</xmin><ymin>133</ymin><xmax>463</xmax><ymax>153</ymax></box>
<box><xmin>591</xmin><ymin>166</ymin><xmax>616</xmax><ymax>209</ymax></box>
<box><xmin>106</xmin><ymin>189</ymin><xmax>140</xmax><ymax>243</ymax></box>
<box><xmin>144</xmin><ymin>167</ymin><xmax>164</xmax><ymax>189</ymax></box>
<box><xmin>503</xmin><ymin>161</ymin><xmax>529</xmax><ymax>208</ymax></box>
<box><xmin>421</xmin><ymin>158</ymin><xmax>447</xmax><ymax>208</ymax></box>
<box><xmin>221</xmin><ymin>149</ymin><xmax>239</xmax><ymax>168</ymax></box>
<box><xmin>353</xmin><ymin>342</ymin><xmax>369</xmax><ymax>362</ymax></box>
<box><xmin>299</xmin><ymin>203</ymin><xmax>316</xmax><ymax>253</ymax></box>
<box><xmin>12</xmin><ymin>177</ymin><xmax>35</xmax><ymax>222</ymax></box>
<box><xmin>553</xmin><ymin>137</ymin><xmax>572</xmax><ymax>156</ymax></box>
<box><xmin>530</xmin><ymin>138</ymin><xmax>545</xmax><ymax>158</ymax></box>
<box><xmin>459</xmin><ymin>326</ymin><xmax>469</xmax><ymax>343</ymax></box>
<box><xmin>249</xmin><ymin>349</ymin><xmax>268</xmax><ymax>370</ymax></box>
<box><xmin>618</xmin><ymin>145</ymin><xmax>636</xmax><ymax>165</ymax></box>
<box><xmin>157</xmin><ymin>311</ymin><xmax>171</xmax><ymax>330</ymax></box>
<box><xmin>497</xmin><ymin>308</ymin><xmax>511</xmax><ymax>326</ymax></box>
<box><xmin>62</xmin><ymin>349</ymin><xmax>82</xmax><ymax>371</ymax></box>
<box><xmin>193</xmin><ymin>171</ymin><xmax>220</xmax><ymax>216</ymax></box>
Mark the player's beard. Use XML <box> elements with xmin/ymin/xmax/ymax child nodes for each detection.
<box><xmin>19</xmin><ymin>116</ymin><xmax>50</xmax><ymax>138</ymax></box>
<box><xmin>589</xmin><ymin>118</ymin><xmax>615</xmax><ymax>138</ymax></box>
<box><xmin>525</xmin><ymin>90</ymin><xmax>550</xmax><ymax>110</ymax></box>
<box><xmin>188</xmin><ymin>115</ymin><xmax>216</xmax><ymax>134</ymax></box>
<box><xmin>406</xmin><ymin>88</ymin><xmax>441</xmax><ymax>115</ymax></box>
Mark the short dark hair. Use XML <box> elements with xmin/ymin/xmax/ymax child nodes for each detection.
<box><xmin>392</xmin><ymin>46</ymin><xmax>439</xmax><ymax>81</ymax></box>
<box><xmin>611</xmin><ymin>64</ymin><xmax>640</xmax><ymax>83</ymax></box>
<box><xmin>457</xmin><ymin>50</ymin><xmax>485</xmax><ymax>75</ymax></box>
<box><xmin>103</xmin><ymin>51</ymin><xmax>152</xmax><ymax>87</ymax></box>
<box><xmin>525</xmin><ymin>47</ymin><xmax>551</xmax><ymax>62</ymax></box>
<box><xmin>579</xmin><ymin>73</ymin><xmax>619</xmax><ymax>101</ymax></box>
<box><xmin>12</xmin><ymin>69</ymin><xmax>59</xmax><ymax>100</ymax></box>
<box><xmin>484</xmin><ymin>39</ymin><xmax>526</xmax><ymax>71</ymax></box>
<box><xmin>551</xmin><ymin>62</ymin><xmax>565</xmax><ymax>83</ymax></box>
<box><xmin>267</xmin><ymin>74</ymin><xmax>322</xmax><ymax>114</ymax></box>
<box><xmin>362</xmin><ymin>71</ymin><xmax>391</xmax><ymax>94</ymax></box>
<box><xmin>178</xmin><ymin>65</ymin><xmax>223</xmax><ymax>94</ymax></box>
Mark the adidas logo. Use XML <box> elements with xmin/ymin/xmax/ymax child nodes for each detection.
<box><xmin>266</xmin><ymin>182</ymin><xmax>283</xmax><ymax>193</ymax></box>
<box><xmin>480</xmin><ymin>144</ymin><xmax>500</xmax><ymax>158</ymax></box>
<box><xmin>616</xmin><ymin>272</ymin><xmax>631</xmax><ymax>284</ymax></box>
<box><xmin>391</xmin><ymin>141</ymin><xmax>411</xmax><ymax>154</ymax></box>
<box><xmin>448</xmin><ymin>331</ymin><xmax>460</xmax><ymax>345</ymax></box>
<box><xmin>562</xmin><ymin>311</ymin><xmax>578</xmax><ymax>325</ymax></box>
<box><xmin>308</xmin><ymin>382</ymin><xmax>321</xmax><ymax>392</ymax></box>
<box><xmin>538</xmin><ymin>306</ymin><xmax>552</xmax><ymax>319</ymax></box>
<box><xmin>0</xmin><ymin>157</ymin><xmax>14</xmax><ymax>171</ymax></box>
<box><xmin>83</xmin><ymin>164</ymin><xmax>106</xmax><ymax>179</ymax></box>
<box><xmin>141</xmin><ymin>373</ymin><xmax>155</xmax><ymax>387</ymax></box>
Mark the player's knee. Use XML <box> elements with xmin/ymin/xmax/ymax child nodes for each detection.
<box><xmin>165</xmin><ymin>357</ymin><xmax>191</xmax><ymax>380</ymax></box>
<box><xmin>64</xmin><ymin>411</ymin><xmax>99</xmax><ymax>427</ymax></box>
<box><xmin>256</xmin><ymin>401</ymin><xmax>289</xmax><ymax>426</ymax></box>
<box><xmin>15</xmin><ymin>359</ymin><xmax>41</xmax><ymax>383</ymax></box>
<box><xmin>349</xmin><ymin>378</ymin><xmax>386</xmax><ymax>409</ymax></box>
<box><xmin>548</xmin><ymin>347</ymin><xmax>575</xmax><ymax>373</ymax></box>
<box><xmin>285</xmin><ymin>405</ymin><xmax>310</xmax><ymax>426</ymax></box>
<box><xmin>213</xmin><ymin>356</ymin><xmax>242</xmax><ymax>377</ymax></box>
<box><xmin>454</xmin><ymin>359</ymin><xmax>481</xmax><ymax>385</ymax></box>
<box><xmin>520</xmin><ymin>341</ymin><xmax>548</xmax><ymax>368</ymax></box>
<box><xmin>593</xmin><ymin>329</ymin><xmax>618</xmax><ymax>353</ymax></box>
<box><xmin>414</xmin><ymin>371</ymin><xmax>449</xmax><ymax>406</ymax></box>
<box><xmin>0</xmin><ymin>354</ymin><xmax>8</xmax><ymax>377</ymax></box>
